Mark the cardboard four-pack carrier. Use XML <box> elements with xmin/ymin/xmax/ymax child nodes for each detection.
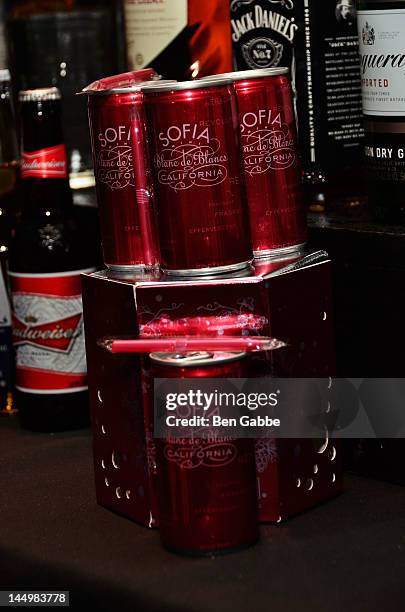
<box><xmin>82</xmin><ymin>250</ymin><xmax>342</xmax><ymax>527</ymax></box>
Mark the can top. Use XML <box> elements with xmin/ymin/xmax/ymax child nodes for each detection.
<box><xmin>0</xmin><ymin>69</ymin><xmax>11</xmax><ymax>83</ymax></box>
<box><xmin>19</xmin><ymin>87</ymin><xmax>61</xmax><ymax>102</ymax></box>
<box><xmin>150</xmin><ymin>351</ymin><xmax>247</xmax><ymax>367</ymax></box>
<box><xmin>82</xmin><ymin>79</ymin><xmax>176</xmax><ymax>96</ymax></box>
<box><xmin>140</xmin><ymin>76</ymin><xmax>234</xmax><ymax>94</ymax></box>
<box><xmin>200</xmin><ymin>68</ymin><xmax>289</xmax><ymax>82</ymax></box>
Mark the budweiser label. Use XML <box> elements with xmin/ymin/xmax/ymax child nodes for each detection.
<box><xmin>21</xmin><ymin>144</ymin><xmax>68</xmax><ymax>179</ymax></box>
<box><xmin>124</xmin><ymin>0</ymin><xmax>187</xmax><ymax>70</ymax></box>
<box><xmin>154</xmin><ymin>122</ymin><xmax>228</xmax><ymax>190</ymax></box>
<box><xmin>358</xmin><ymin>9</ymin><xmax>405</xmax><ymax>116</ymax></box>
<box><xmin>96</xmin><ymin>124</ymin><xmax>134</xmax><ymax>191</ymax></box>
<box><xmin>9</xmin><ymin>269</ymin><xmax>95</xmax><ymax>394</ymax></box>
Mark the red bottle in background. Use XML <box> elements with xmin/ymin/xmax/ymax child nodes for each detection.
<box><xmin>8</xmin><ymin>88</ymin><xmax>96</xmax><ymax>432</ymax></box>
<box><xmin>143</xmin><ymin>78</ymin><xmax>253</xmax><ymax>276</ymax></box>
<box><xmin>150</xmin><ymin>351</ymin><xmax>259</xmax><ymax>555</ymax></box>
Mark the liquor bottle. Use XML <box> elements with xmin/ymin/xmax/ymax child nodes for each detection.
<box><xmin>230</xmin><ymin>0</ymin><xmax>365</xmax><ymax>209</ymax></box>
<box><xmin>7</xmin><ymin>1</ymin><xmax>125</xmax><ymax>190</ymax></box>
<box><xmin>0</xmin><ymin>69</ymin><xmax>18</xmax><ymax>416</ymax></box>
<box><xmin>0</xmin><ymin>2</ymin><xmax>7</xmax><ymax>69</ymax></box>
<box><xmin>123</xmin><ymin>0</ymin><xmax>233</xmax><ymax>80</ymax></box>
<box><xmin>8</xmin><ymin>88</ymin><xmax>95</xmax><ymax>432</ymax></box>
<box><xmin>357</xmin><ymin>0</ymin><xmax>405</xmax><ymax>221</ymax></box>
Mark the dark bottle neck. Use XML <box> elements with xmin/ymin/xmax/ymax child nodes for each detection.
<box><xmin>0</xmin><ymin>79</ymin><xmax>19</xmax><ymax>165</ymax></box>
<box><xmin>20</xmin><ymin>97</ymin><xmax>72</xmax><ymax>216</ymax></box>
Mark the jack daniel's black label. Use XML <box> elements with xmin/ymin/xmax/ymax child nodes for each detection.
<box><xmin>231</xmin><ymin>0</ymin><xmax>297</xmax><ymax>70</ymax></box>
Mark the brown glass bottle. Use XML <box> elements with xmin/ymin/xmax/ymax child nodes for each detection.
<box><xmin>8</xmin><ymin>87</ymin><xmax>95</xmax><ymax>432</ymax></box>
<box><xmin>7</xmin><ymin>1</ymin><xmax>125</xmax><ymax>189</ymax></box>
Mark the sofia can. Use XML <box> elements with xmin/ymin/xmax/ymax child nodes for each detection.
<box><xmin>85</xmin><ymin>69</ymin><xmax>162</xmax><ymax>274</ymax></box>
<box><xmin>150</xmin><ymin>351</ymin><xmax>259</xmax><ymax>555</ymax></box>
<box><xmin>143</xmin><ymin>78</ymin><xmax>253</xmax><ymax>276</ymax></box>
<box><xmin>201</xmin><ymin>68</ymin><xmax>307</xmax><ymax>258</ymax></box>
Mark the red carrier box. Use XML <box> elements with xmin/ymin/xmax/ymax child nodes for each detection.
<box><xmin>82</xmin><ymin>250</ymin><xmax>342</xmax><ymax>527</ymax></box>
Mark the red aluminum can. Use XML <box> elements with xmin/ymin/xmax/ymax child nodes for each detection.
<box><xmin>86</xmin><ymin>70</ymin><xmax>163</xmax><ymax>274</ymax></box>
<box><xmin>150</xmin><ymin>351</ymin><xmax>259</xmax><ymax>555</ymax></box>
<box><xmin>143</xmin><ymin>78</ymin><xmax>253</xmax><ymax>276</ymax></box>
<box><xmin>202</xmin><ymin>69</ymin><xmax>307</xmax><ymax>258</ymax></box>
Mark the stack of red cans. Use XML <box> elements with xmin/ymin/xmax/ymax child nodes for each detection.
<box><xmin>84</xmin><ymin>67</ymin><xmax>308</xmax><ymax>556</ymax></box>
<box><xmin>85</xmin><ymin>67</ymin><xmax>307</xmax><ymax>277</ymax></box>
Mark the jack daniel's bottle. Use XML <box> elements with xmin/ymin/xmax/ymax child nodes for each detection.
<box><xmin>230</xmin><ymin>0</ymin><xmax>298</xmax><ymax>72</ymax></box>
<box><xmin>231</xmin><ymin>0</ymin><xmax>365</xmax><ymax>208</ymax></box>
<box><xmin>357</xmin><ymin>0</ymin><xmax>405</xmax><ymax>221</ymax></box>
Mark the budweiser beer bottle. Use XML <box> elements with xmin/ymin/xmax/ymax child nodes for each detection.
<box><xmin>9</xmin><ymin>87</ymin><xmax>95</xmax><ymax>431</ymax></box>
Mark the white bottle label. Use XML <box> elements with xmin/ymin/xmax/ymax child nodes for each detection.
<box><xmin>9</xmin><ymin>269</ymin><xmax>95</xmax><ymax>394</ymax></box>
<box><xmin>358</xmin><ymin>9</ymin><xmax>405</xmax><ymax>116</ymax></box>
<box><xmin>124</xmin><ymin>0</ymin><xmax>188</xmax><ymax>70</ymax></box>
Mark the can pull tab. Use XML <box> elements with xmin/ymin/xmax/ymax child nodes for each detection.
<box><xmin>172</xmin><ymin>351</ymin><xmax>214</xmax><ymax>361</ymax></box>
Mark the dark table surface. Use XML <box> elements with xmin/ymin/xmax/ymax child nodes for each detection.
<box><xmin>1</xmin><ymin>418</ymin><xmax>405</xmax><ymax>612</ymax></box>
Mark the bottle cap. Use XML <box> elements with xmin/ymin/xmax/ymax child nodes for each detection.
<box><xmin>19</xmin><ymin>87</ymin><xmax>61</xmax><ymax>102</ymax></box>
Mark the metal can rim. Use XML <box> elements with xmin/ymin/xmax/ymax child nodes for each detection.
<box><xmin>199</xmin><ymin>68</ymin><xmax>289</xmax><ymax>82</ymax></box>
<box><xmin>150</xmin><ymin>351</ymin><xmax>247</xmax><ymax>367</ymax></box>
<box><xmin>140</xmin><ymin>77</ymin><xmax>235</xmax><ymax>94</ymax></box>
<box><xmin>82</xmin><ymin>85</ymin><xmax>143</xmax><ymax>96</ymax></box>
